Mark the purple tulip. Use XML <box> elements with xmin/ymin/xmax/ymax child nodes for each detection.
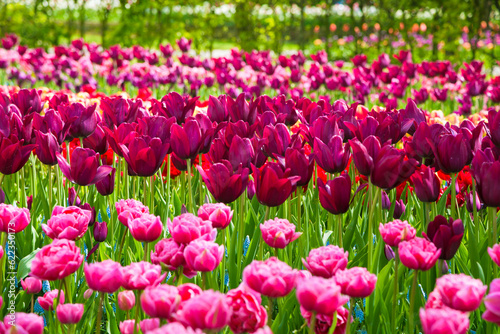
<box><xmin>281</xmin><ymin>147</ymin><xmax>314</xmax><ymax>187</ymax></box>
<box><xmin>93</xmin><ymin>221</ymin><xmax>108</xmax><ymax>242</ymax></box>
<box><xmin>33</xmin><ymin>109</ymin><xmax>69</xmax><ymax>144</ymax></box>
<box><xmin>251</xmin><ymin>162</ymin><xmax>300</xmax><ymax>207</ymax></box>
<box><xmin>472</xmin><ymin>150</ymin><xmax>500</xmax><ymax>207</ymax></box>
<box><xmin>83</xmin><ymin>124</ymin><xmax>108</xmax><ymax>155</ymax></box>
<box><xmin>488</xmin><ymin>109</ymin><xmax>500</xmax><ymax>148</ymax></box>
<box><xmin>100</xmin><ymin>97</ymin><xmax>146</xmax><ymax>128</ymax></box>
<box><xmin>430</xmin><ymin>133</ymin><xmax>472</xmax><ymax>174</ymax></box>
<box><xmin>58</xmin><ymin>103</ymin><xmax>97</xmax><ymax>139</ymax></box>
<box><xmin>56</xmin><ymin>148</ymin><xmax>113</xmax><ymax>186</ymax></box>
<box><xmin>207</xmin><ymin>95</ymin><xmax>228</xmax><ymax>123</ymax></box>
<box><xmin>170</xmin><ymin>115</ymin><xmax>213</xmax><ymax>160</ymax></box>
<box><xmin>424</xmin><ymin>215</ymin><xmax>464</xmax><ymax>260</ymax></box>
<box><xmin>314</xmin><ymin>136</ymin><xmax>350</xmax><ymax>174</ymax></box>
<box><xmin>317</xmin><ymin>174</ymin><xmax>351</xmax><ymax>215</ymax></box>
<box><xmin>35</xmin><ymin>130</ymin><xmax>61</xmax><ymax>166</ymax></box>
<box><xmin>197</xmin><ymin>161</ymin><xmax>249</xmax><ymax>204</ymax></box>
<box><xmin>410</xmin><ymin>165</ymin><xmax>440</xmax><ymax>202</ymax></box>
<box><xmin>104</xmin><ymin>123</ymin><xmax>138</xmax><ymax>157</ymax></box>
<box><xmin>121</xmin><ymin>137</ymin><xmax>169</xmax><ymax>177</ymax></box>
<box><xmin>0</xmin><ymin>135</ymin><xmax>36</xmax><ymax>175</ymax></box>
<box><xmin>152</xmin><ymin>92</ymin><xmax>198</xmax><ymax>124</ymax></box>
<box><xmin>96</xmin><ymin>168</ymin><xmax>116</xmax><ymax>196</ymax></box>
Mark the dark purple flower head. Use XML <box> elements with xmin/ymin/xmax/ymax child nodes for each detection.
<box><xmin>56</xmin><ymin>148</ymin><xmax>113</xmax><ymax>186</ymax></box>
<box><xmin>423</xmin><ymin>215</ymin><xmax>464</xmax><ymax>260</ymax></box>
<box><xmin>197</xmin><ymin>161</ymin><xmax>249</xmax><ymax>204</ymax></box>
<box><xmin>318</xmin><ymin>174</ymin><xmax>351</xmax><ymax>215</ymax></box>
<box><xmin>58</xmin><ymin>103</ymin><xmax>97</xmax><ymax>139</ymax></box>
<box><xmin>251</xmin><ymin>162</ymin><xmax>300</xmax><ymax>207</ymax></box>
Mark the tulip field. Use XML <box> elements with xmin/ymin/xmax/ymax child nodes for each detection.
<box><xmin>1</xmin><ymin>32</ymin><xmax>500</xmax><ymax>334</ymax></box>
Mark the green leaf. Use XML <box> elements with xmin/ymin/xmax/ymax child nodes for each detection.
<box><xmin>17</xmin><ymin>248</ymin><xmax>41</xmax><ymax>280</ymax></box>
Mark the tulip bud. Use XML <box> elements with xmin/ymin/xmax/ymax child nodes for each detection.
<box><xmin>393</xmin><ymin>199</ymin><xmax>406</xmax><ymax>219</ymax></box>
<box><xmin>57</xmin><ymin>303</ymin><xmax>84</xmax><ymax>324</ymax></box>
<box><xmin>84</xmin><ymin>289</ymin><xmax>93</xmax><ymax>299</ymax></box>
<box><xmin>93</xmin><ymin>221</ymin><xmax>108</xmax><ymax>242</ymax></box>
<box><xmin>465</xmin><ymin>191</ymin><xmax>482</xmax><ymax>213</ymax></box>
<box><xmin>247</xmin><ymin>179</ymin><xmax>255</xmax><ymax>200</ymax></box>
<box><xmin>96</xmin><ymin>168</ymin><xmax>116</xmax><ymax>196</ymax></box>
<box><xmin>0</xmin><ymin>187</ymin><xmax>4</xmax><ymax>204</ymax></box>
<box><xmin>68</xmin><ymin>187</ymin><xmax>81</xmax><ymax>207</ymax></box>
<box><xmin>118</xmin><ymin>290</ymin><xmax>135</xmax><ymax>311</ymax></box>
<box><xmin>440</xmin><ymin>260</ymin><xmax>449</xmax><ymax>275</ymax></box>
<box><xmin>27</xmin><ymin>195</ymin><xmax>33</xmax><ymax>211</ymax></box>
<box><xmin>381</xmin><ymin>191</ymin><xmax>391</xmax><ymax>210</ymax></box>
<box><xmin>384</xmin><ymin>244</ymin><xmax>395</xmax><ymax>260</ymax></box>
<box><xmin>81</xmin><ymin>203</ymin><xmax>96</xmax><ymax>226</ymax></box>
<box><xmin>21</xmin><ymin>277</ymin><xmax>42</xmax><ymax>294</ymax></box>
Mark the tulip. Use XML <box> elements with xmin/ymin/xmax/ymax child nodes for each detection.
<box><xmin>260</xmin><ymin>218</ymin><xmax>302</xmax><ymax>249</ymax></box>
<box><xmin>140</xmin><ymin>318</ymin><xmax>160</xmax><ymax>333</ymax></box>
<box><xmin>58</xmin><ymin>102</ymin><xmax>97</xmax><ymax>139</ymax></box>
<box><xmin>2</xmin><ymin>312</ymin><xmax>44</xmax><ymax>334</ymax></box>
<box><xmin>207</xmin><ymin>95</ymin><xmax>228</xmax><ymax>123</ymax></box>
<box><xmin>101</xmin><ymin>96</ymin><xmax>146</xmax><ymax>128</ymax></box>
<box><xmin>398</xmin><ymin>237</ymin><xmax>441</xmax><ymax>271</ymax></box>
<box><xmin>147</xmin><ymin>323</ymin><xmax>203</xmax><ymax>334</ymax></box>
<box><xmin>177</xmin><ymin>283</ymin><xmax>203</xmax><ymax>301</ymax></box>
<box><xmin>115</xmin><ymin>199</ymin><xmax>149</xmax><ymax>227</ymax></box>
<box><xmin>150</xmin><ymin>238</ymin><xmax>190</xmax><ymax>274</ymax></box>
<box><xmin>420</xmin><ymin>308</ymin><xmax>469</xmax><ymax>334</ymax></box>
<box><xmin>243</xmin><ymin>257</ymin><xmax>297</xmax><ymax>297</ymax></box>
<box><xmin>226</xmin><ymin>284</ymin><xmax>267</xmax><ymax>333</ymax></box>
<box><xmin>56</xmin><ymin>303</ymin><xmax>84</xmax><ymax>324</ymax></box>
<box><xmin>300</xmin><ymin>305</ymin><xmax>349</xmax><ymax>334</ymax></box>
<box><xmin>119</xmin><ymin>320</ymin><xmax>138</xmax><ymax>334</ymax></box>
<box><xmin>489</xmin><ymin>244</ymin><xmax>500</xmax><ymax>267</ymax></box>
<box><xmin>57</xmin><ymin>148</ymin><xmax>113</xmax><ymax>186</ymax></box>
<box><xmin>465</xmin><ymin>191</ymin><xmax>482</xmax><ymax>213</ymax></box>
<box><xmin>93</xmin><ymin>221</ymin><xmax>108</xmax><ymax>242</ymax></box>
<box><xmin>104</xmin><ymin>123</ymin><xmax>138</xmax><ymax>157</ymax></box>
<box><xmin>153</xmin><ymin>92</ymin><xmax>198</xmax><ymax>124</ymax></box>
<box><xmin>34</xmin><ymin>130</ymin><xmax>61</xmax><ymax>165</ymax></box>
<box><xmin>0</xmin><ymin>204</ymin><xmax>30</xmax><ymax>233</ymax></box>
<box><xmin>31</xmin><ymin>239</ymin><xmax>83</xmax><ymax>281</ymax></box>
<box><xmin>42</xmin><ymin>205</ymin><xmax>92</xmax><ymax>240</ymax></box>
<box><xmin>379</xmin><ymin>219</ymin><xmax>416</xmax><ymax>247</ymax></box>
<box><xmin>121</xmin><ymin>262</ymin><xmax>165</xmax><ymax>290</ymax></box>
<box><xmin>483</xmin><ymin>278</ymin><xmax>500</xmax><ymax>325</ymax></box>
<box><xmin>473</xmin><ymin>159</ymin><xmax>500</xmax><ymax>208</ymax></box>
<box><xmin>371</xmin><ymin>145</ymin><xmax>417</xmax><ymax>190</ymax></box>
<box><xmin>314</xmin><ymin>136</ymin><xmax>351</xmax><ymax>174</ymax></box>
<box><xmin>118</xmin><ymin>290</ymin><xmax>135</xmax><ymax>311</ymax></box>
<box><xmin>176</xmin><ymin>290</ymin><xmax>231</xmax><ymax>331</ymax></box>
<box><xmin>317</xmin><ymin>174</ymin><xmax>351</xmax><ymax>215</ymax></box>
<box><xmin>20</xmin><ymin>277</ymin><xmax>42</xmax><ymax>294</ymax></box>
<box><xmin>435</xmin><ymin>274</ymin><xmax>487</xmax><ymax>312</ymax></box>
<box><xmin>197</xmin><ymin>161</ymin><xmax>249</xmax><ymax>204</ymax></box>
<box><xmin>167</xmin><ymin>213</ymin><xmax>216</xmax><ymax>244</ymax></box>
<box><xmin>261</xmin><ymin>123</ymin><xmax>291</xmax><ymax>158</ymax></box>
<box><xmin>83</xmin><ymin>124</ymin><xmax>108</xmax><ymax>154</ymax></box>
<box><xmin>38</xmin><ymin>290</ymin><xmax>65</xmax><ymax>311</ymax></box>
<box><xmin>227</xmin><ymin>135</ymin><xmax>254</xmax><ymax>170</ymax></box>
<box><xmin>0</xmin><ymin>135</ymin><xmax>36</xmax><ymax>175</ymax></box>
<box><xmin>140</xmin><ymin>284</ymin><xmax>180</xmax><ymax>319</ymax></box>
<box><xmin>198</xmin><ymin>203</ymin><xmax>233</xmax><ymax>229</ymax></box>
<box><xmin>170</xmin><ymin>115</ymin><xmax>213</xmax><ymax>160</ymax></box>
<box><xmin>348</xmin><ymin>136</ymin><xmax>379</xmax><ymax>176</ymax></box>
<box><xmin>33</xmin><ymin>108</ymin><xmax>68</xmax><ymax>144</ymax></box>
<box><xmin>128</xmin><ymin>213</ymin><xmax>163</xmax><ymax>243</ymax></box>
<box><xmin>296</xmin><ymin>276</ymin><xmax>348</xmax><ymax>315</ymax></box>
<box><xmin>84</xmin><ymin>289</ymin><xmax>93</xmax><ymax>299</ymax></box>
<box><xmin>137</xmin><ymin>115</ymin><xmax>175</xmax><ymax>146</ymax></box>
<box><xmin>283</xmin><ymin>147</ymin><xmax>314</xmax><ymax>187</ymax></box>
<box><xmin>335</xmin><ymin>267</ymin><xmax>377</xmax><ymax>298</ymax></box>
<box><xmin>302</xmin><ymin>245</ymin><xmax>348</xmax><ymax>278</ymax></box>
<box><xmin>411</xmin><ymin>165</ymin><xmax>440</xmax><ymax>202</ymax></box>
<box><xmin>120</xmin><ymin>136</ymin><xmax>169</xmax><ymax>177</ymax></box>
<box><xmin>488</xmin><ymin>109</ymin><xmax>500</xmax><ymax>148</ymax></box>
<box><xmin>184</xmin><ymin>239</ymin><xmax>224</xmax><ymax>272</ymax></box>
<box><xmin>84</xmin><ymin>260</ymin><xmax>123</xmax><ymax>293</ymax></box>
<box><xmin>10</xmin><ymin>88</ymin><xmax>43</xmax><ymax>115</ymax></box>
<box><xmin>424</xmin><ymin>215</ymin><xmax>464</xmax><ymax>260</ymax></box>
<box><xmin>227</xmin><ymin>93</ymin><xmax>256</xmax><ymax>124</ymax></box>
<box><xmin>252</xmin><ymin>162</ymin><xmax>300</xmax><ymax>207</ymax></box>
<box><xmin>393</xmin><ymin>199</ymin><xmax>406</xmax><ymax>219</ymax></box>
<box><xmin>431</xmin><ymin>133</ymin><xmax>472</xmax><ymax>174</ymax></box>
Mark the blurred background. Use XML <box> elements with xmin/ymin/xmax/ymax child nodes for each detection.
<box><xmin>1</xmin><ymin>0</ymin><xmax>499</xmax><ymax>63</ymax></box>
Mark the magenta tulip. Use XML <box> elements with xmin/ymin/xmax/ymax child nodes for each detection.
<box><xmin>84</xmin><ymin>260</ymin><xmax>123</xmax><ymax>293</ymax></box>
<box><xmin>334</xmin><ymin>267</ymin><xmax>377</xmax><ymax>298</ymax></box>
<box><xmin>56</xmin><ymin>303</ymin><xmax>84</xmax><ymax>324</ymax></box>
<box><xmin>243</xmin><ymin>257</ymin><xmax>297</xmax><ymax>298</ymax></box>
<box><xmin>226</xmin><ymin>284</ymin><xmax>267</xmax><ymax>333</ymax></box>
<box><xmin>184</xmin><ymin>239</ymin><xmax>224</xmax><ymax>272</ymax></box>
<box><xmin>42</xmin><ymin>205</ymin><xmax>92</xmax><ymax>240</ymax></box>
<box><xmin>302</xmin><ymin>245</ymin><xmax>349</xmax><ymax>278</ymax></box>
<box><xmin>398</xmin><ymin>237</ymin><xmax>441</xmax><ymax>271</ymax></box>
<box><xmin>140</xmin><ymin>284</ymin><xmax>180</xmax><ymax>319</ymax></box>
<box><xmin>296</xmin><ymin>276</ymin><xmax>349</xmax><ymax>315</ymax></box>
<box><xmin>379</xmin><ymin>219</ymin><xmax>416</xmax><ymax>248</ymax></box>
<box><xmin>0</xmin><ymin>203</ymin><xmax>30</xmax><ymax>233</ymax></box>
<box><xmin>260</xmin><ymin>218</ymin><xmax>302</xmax><ymax>249</ymax></box>
<box><xmin>167</xmin><ymin>213</ymin><xmax>216</xmax><ymax>244</ymax></box>
<box><xmin>121</xmin><ymin>262</ymin><xmax>165</xmax><ymax>290</ymax></box>
<box><xmin>31</xmin><ymin>239</ymin><xmax>83</xmax><ymax>281</ymax></box>
<box><xmin>20</xmin><ymin>277</ymin><xmax>42</xmax><ymax>294</ymax></box>
<box><xmin>118</xmin><ymin>291</ymin><xmax>135</xmax><ymax>311</ymax></box>
<box><xmin>419</xmin><ymin>308</ymin><xmax>469</xmax><ymax>334</ymax></box>
<box><xmin>38</xmin><ymin>290</ymin><xmax>65</xmax><ymax>311</ymax></box>
<box><xmin>197</xmin><ymin>203</ymin><xmax>233</xmax><ymax>229</ymax></box>
<box><xmin>128</xmin><ymin>213</ymin><xmax>163</xmax><ymax>243</ymax></box>
<box><xmin>435</xmin><ymin>274</ymin><xmax>487</xmax><ymax>312</ymax></box>
<box><xmin>57</xmin><ymin>148</ymin><xmax>113</xmax><ymax>186</ymax></box>
<box><xmin>176</xmin><ymin>290</ymin><xmax>231</xmax><ymax>331</ymax></box>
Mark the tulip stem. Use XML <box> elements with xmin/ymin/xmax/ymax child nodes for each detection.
<box><xmin>472</xmin><ymin>179</ymin><xmax>479</xmax><ymax>243</ymax></box>
<box><xmin>143</xmin><ymin>242</ymin><xmax>148</xmax><ymax>262</ymax></box>
<box><xmin>150</xmin><ymin>175</ymin><xmax>154</xmax><ymax>213</ymax></box>
<box><xmin>236</xmin><ymin>195</ymin><xmax>245</xmax><ymax>285</ymax></box>
<box><xmin>117</xmin><ymin>229</ymin><xmax>127</xmax><ymax>262</ymax></box>
<box><xmin>95</xmin><ymin>293</ymin><xmax>104</xmax><ymax>334</ymax></box>
<box><xmin>391</xmin><ymin>250</ymin><xmax>399</xmax><ymax>333</ymax></box>
<box><xmin>220</xmin><ymin>228</ymin><xmax>226</xmax><ymax>292</ymax></box>
<box><xmin>423</xmin><ymin>202</ymin><xmax>430</xmax><ymax>230</ymax></box>
<box><xmin>186</xmin><ymin>159</ymin><xmax>194</xmax><ymax>213</ymax></box>
<box><xmin>48</xmin><ymin>165</ymin><xmax>53</xmax><ymax>212</ymax></box>
<box><xmin>345</xmin><ymin>299</ymin><xmax>354</xmax><ymax>334</ymax></box>
<box><xmin>199</xmin><ymin>153</ymin><xmax>203</xmax><ymax>207</ymax></box>
<box><xmin>108</xmin><ymin>195</ymin><xmax>114</xmax><ymax>245</ymax></box>
<box><xmin>338</xmin><ymin>214</ymin><xmax>343</xmax><ymax>248</ymax></box>
<box><xmin>73</xmin><ymin>185</ymin><xmax>81</xmax><ymax>206</ymax></box>
<box><xmin>0</xmin><ymin>173</ymin><xmax>4</xmax><ymax>187</ymax></box>
<box><xmin>116</xmin><ymin>157</ymin><xmax>121</xmax><ymax>200</ymax></box>
<box><xmin>408</xmin><ymin>270</ymin><xmax>418</xmax><ymax>334</ymax></box>
<box><xmin>490</xmin><ymin>207</ymin><xmax>498</xmax><ymax>280</ymax></box>
<box><xmin>31</xmin><ymin>295</ymin><xmax>34</xmax><ymax>313</ymax></box>
<box><xmin>268</xmin><ymin>297</ymin><xmax>275</xmax><ymax>327</ymax></box>
<box><xmin>20</xmin><ymin>166</ymin><xmax>26</xmax><ymax>208</ymax></box>
<box><xmin>308</xmin><ymin>311</ymin><xmax>316</xmax><ymax>334</ymax></box>
<box><xmin>143</xmin><ymin>177</ymin><xmax>147</xmax><ymax>211</ymax></box>
<box><xmin>451</xmin><ymin>173</ymin><xmax>457</xmax><ymax>219</ymax></box>
<box><xmin>297</xmin><ymin>187</ymin><xmax>302</xmax><ymax>258</ymax></box>
<box><xmin>132</xmin><ymin>291</ymin><xmax>142</xmax><ymax>334</ymax></box>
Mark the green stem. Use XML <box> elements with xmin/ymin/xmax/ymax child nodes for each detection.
<box><xmin>297</xmin><ymin>187</ymin><xmax>302</xmax><ymax>257</ymax></box>
<box><xmin>268</xmin><ymin>297</ymin><xmax>275</xmax><ymax>327</ymax></box>
<box><xmin>409</xmin><ymin>270</ymin><xmax>418</xmax><ymax>334</ymax></box>
<box><xmin>150</xmin><ymin>175</ymin><xmax>154</xmax><ymax>213</ymax></box>
<box><xmin>117</xmin><ymin>228</ymin><xmax>128</xmax><ymax>261</ymax></box>
<box><xmin>143</xmin><ymin>177</ymin><xmax>147</xmax><ymax>210</ymax></box>
<box><xmin>95</xmin><ymin>293</ymin><xmax>104</xmax><ymax>334</ymax></box>
<box><xmin>345</xmin><ymin>299</ymin><xmax>354</xmax><ymax>334</ymax></box>
<box><xmin>338</xmin><ymin>214</ymin><xmax>343</xmax><ymax>248</ymax></box>
<box><xmin>198</xmin><ymin>153</ymin><xmax>203</xmax><ymax>207</ymax></box>
<box><xmin>143</xmin><ymin>242</ymin><xmax>149</xmax><ymax>262</ymax></box>
<box><xmin>423</xmin><ymin>202</ymin><xmax>430</xmax><ymax>231</ymax></box>
<box><xmin>236</xmin><ymin>195</ymin><xmax>245</xmax><ymax>285</ymax></box>
<box><xmin>107</xmin><ymin>195</ymin><xmax>114</xmax><ymax>245</ymax></box>
<box><xmin>309</xmin><ymin>311</ymin><xmax>316</xmax><ymax>334</ymax></box>
<box><xmin>220</xmin><ymin>228</ymin><xmax>226</xmax><ymax>292</ymax></box>
<box><xmin>472</xmin><ymin>179</ymin><xmax>479</xmax><ymax>244</ymax></box>
<box><xmin>132</xmin><ymin>291</ymin><xmax>142</xmax><ymax>334</ymax></box>
<box><xmin>451</xmin><ymin>173</ymin><xmax>457</xmax><ymax>218</ymax></box>
<box><xmin>31</xmin><ymin>294</ymin><xmax>34</xmax><ymax>313</ymax></box>
<box><xmin>0</xmin><ymin>173</ymin><xmax>4</xmax><ymax>187</ymax></box>
<box><xmin>186</xmin><ymin>159</ymin><xmax>194</xmax><ymax>212</ymax></box>
<box><xmin>391</xmin><ymin>251</ymin><xmax>399</xmax><ymax>333</ymax></box>
<box><xmin>490</xmin><ymin>207</ymin><xmax>498</xmax><ymax>280</ymax></box>
<box><xmin>48</xmin><ymin>165</ymin><xmax>53</xmax><ymax>213</ymax></box>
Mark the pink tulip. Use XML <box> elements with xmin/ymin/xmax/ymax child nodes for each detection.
<box><xmin>0</xmin><ymin>246</ymin><xmax>3</xmax><ymax>259</ymax></box>
<box><xmin>84</xmin><ymin>289</ymin><xmax>93</xmax><ymax>299</ymax></box>
<box><xmin>121</xmin><ymin>261</ymin><xmax>165</xmax><ymax>290</ymax></box>
<box><xmin>379</xmin><ymin>219</ymin><xmax>416</xmax><ymax>247</ymax></box>
<box><xmin>119</xmin><ymin>320</ymin><xmax>138</xmax><ymax>334</ymax></box>
<box><xmin>56</xmin><ymin>303</ymin><xmax>84</xmax><ymax>324</ymax></box>
<box><xmin>419</xmin><ymin>308</ymin><xmax>469</xmax><ymax>334</ymax></box>
<box><xmin>243</xmin><ymin>257</ymin><xmax>297</xmax><ymax>298</ymax></box>
<box><xmin>20</xmin><ymin>277</ymin><xmax>42</xmax><ymax>294</ymax></box>
<box><xmin>0</xmin><ymin>296</ymin><xmax>2</xmax><ymax>309</ymax></box>
<box><xmin>254</xmin><ymin>327</ymin><xmax>274</xmax><ymax>334</ymax></box>
<box><xmin>435</xmin><ymin>274</ymin><xmax>487</xmax><ymax>312</ymax></box>
<box><xmin>334</xmin><ymin>267</ymin><xmax>377</xmax><ymax>298</ymax></box>
<box><xmin>146</xmin><ymin>323</ymin><xmax>203</xmax><ymax>334</ymax></box>
<box><xmin>184</xmin><ymin>239</ymin><xmax>224</xmax><ymax>272</ymax></box>
<box><xmin>488</xmin><ymin>243</ymin><xmax>500</xmax><ymax>267</ymax></box>
<box><xmin>128</xmin><ymin>213</ymin><xmax>163</xmax><ymax>242</ymax></box>
<box><xmin>176</xmin><ymin>290</ymin><xmax>231</xmax><ymax>331</ymax></box>
<box><xmin>0</xmin><ymin>203</ymin><xmax>30</xmax><ymax>233</ymax></box>
<box><xmin>260</xmin><ymin>218</ymin><xmax>302</xmax><ymax>249</ymax></box>
<box><xmin>302</xmin><ymin>245</ymin><xmax>348</xmax><ymax>278</ymax></box>
<box><xmin>425</xmin><ymin>290</ymin><xmax>447</xmax><ymax>309</ymax></box>
<box><xmin>300</xmin><ymin>306</ymin><xmax>350</xmax><ymax>334</ymax></box>
<box><xmin>483</xmin><ymin>278</ymin><xmax>500</xmax><ymax>325</ymax></box>
<box><xmin>118</xmin><ymin>291</ymin><xmax>135</xmax><ymax>311</ymax></box>
<box><xmin>38</xmin><ymin>290</ymin><xmax>65</xmax><ymax>311</ymax></box>
<box><xmin>167</xmin><ymin>213</ymin><xmax>216</xmax><ymax>244</ymax></box>
<box><xmin>30</xmin><ymin>239</ymin><xmax>83</xmax><ymax>281</ymax></box>
<box><xmin>140</xmin><ymin>284</ymin><xmax>180</xmax><ymax>319</ymax></box>
<box><xmin>115</xmin><ymin>199</ymin><xmax>149</xmax><ymax>227</ymax></box>
<box><xmin>177</xmin><ymin>283</ymin><xmax>203</xmax><ymax>302</ymax></box>
<box><xmin>2</xmin><ymin>312</ymin><xmax>44</xmax><ymax>334</ymax></box>
<box><xmin>84</xmin><ymin>260</ymin><xmax>123</xmax><ymax>293</ymax></box>
<box><xmin>398</xmin><ymin>237</ymin><xmax>441</xmax><ymax>271</ymax></box>
<box><xmin>227</xmin><ymin>284</ymin><xmax>267</xmax><ymax>333</ymax></box>
<box><xmin>198</xmin><ymin>203</ymin><xmax>233</xmax><ymax>229</ymax></box>
<box><xmin>296</xmin><ymin>276</ymin><xmax>348</xmax><ymax>315</ymax></box>
<box><xmin>42</xmin><ymin>205</ymin><xmax>92</xmax><ymax>240</ymax></box>
<box><xmin>140</xmin><ymin>318</ymin><xmax>160</xmax><ymax>332</ymax></box>
<box><xmin>150</xmin><ymin>238</ymin><xmax>187</xmax><ymax>271</ymax></box>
